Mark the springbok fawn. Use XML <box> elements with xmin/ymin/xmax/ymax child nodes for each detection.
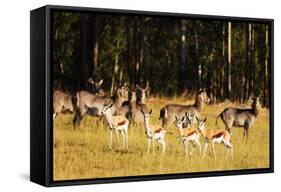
<box><xmin>174</xmin><ymin>112</ymin><xmax>201</xmax><ymax>157</ymax></box>
<box><xmin>101</xmin><ymin>103</ymin><xmax>129</xmax><ymax>149</ymax></box>
<box><xmin>53</xmin><ymin>90</ymin><xmax>76</xmax><ymax>120</ymax></box>
<box><xmin>141</xmin><ymin>109</ymin><xmax>169</xmax><ymax>155</ymax></box>
<box><xmin>159</xmin><ymin>89</ymin><xmax>210</xmax><ymax>129</ymax></box>
<box><xmin>196</xmin><ymin>117</ymin><xmax>233</xmax><ymax>159</ymax></box>
<box><xmin>215</xmin><ymin>95</ymin><xmax>260</xmax><ymax>142</ymax></box>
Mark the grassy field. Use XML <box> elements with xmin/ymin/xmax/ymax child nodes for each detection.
<box><xmin>53</xmin><ymin>97</ymin><xmax>270</xmax><ymax>181</ymax></box>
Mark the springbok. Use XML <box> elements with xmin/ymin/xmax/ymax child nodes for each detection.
<box><xmin>215</xmin><ymin>96</ymin><xmax>260</xmax><ymax>141</ymax></box>
<box><xmin>174</xmin><ymin>112</ymin><xmax>201</xmax><ymax>157</ymax></box>
<box><xmin>101</xmin><ymin>102</ymin><xmax>129</xmax><ymax>149</ymax></box>
<box><xmin>141</xmin><ymin>109</ymin><xmax>169</xmax><ymax>155</ymax></box>
<box><xmin>159</xmin><ymin>90</ymin><xmax>210</xmax><ymax>129</ymax></box>
<box><xmin>197</xmin><ymin>117</ymin><xmax>233</xmax><ymax>159</ymax></box>
<box><xmin>53</xmin><ymin>90</ymin><xmax>75</xmax><ymax>120</ymax></box>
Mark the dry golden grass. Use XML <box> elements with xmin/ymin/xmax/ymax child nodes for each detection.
<box><xmin>53</xmin><ymin>97</ymin><xmax>270</xmax><ymax>180</ymax></box>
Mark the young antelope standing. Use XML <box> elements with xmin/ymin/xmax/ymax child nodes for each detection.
<box><xmin>174</xmin><ymin>112</ymin><xmax>201</xmax><ymax>157</ymax></box>
<box><xmin>196</xmin><ymin>117</ymin><xmax>233</xmax><ymax>159</ymax></box>
<box><xmin>101</xmin><ymin>103</ymin><xmax>129</xmax><ymax>149</ymax></box>
<box><xmin>141</xmin><ymin>109</ymin><xmax>168</xmax><ymax>155</ymax></box>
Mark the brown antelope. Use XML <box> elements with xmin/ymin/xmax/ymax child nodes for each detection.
<box><xmin>215</xmin><ymin>96</ymin><xmax>260</xmax><ymax>141</ymax></box>
<box><xmin>117</xmin><ymin>84</ymin><xmax>149</xmax><ymax>125</ymax></box>
<box><xmin>87</xmin><ymin>77</ymin><xmax>104</xmax><ymax>96</ymax></box>
<box><xmin>53</xmin><ymin>90</ymin><xmax>75</xmax><ymax>120</ymax></box>
<box><xmin>101</xmin><ymin>102</ymin><xmax>129</xmax><ymax>149</ymax></box>
<box><xmin>141</xmin><ymin>109</ymin><xmax>169</xmax><ymax>155</ymax></box>
<box><xmin>73</xmin><ymin>84</ymin><xmax>129</xmax><ymax>127</ymax></box>
<box><xmin>174</xmin><ymin>112</ymin><xmax>201</xmax><ymax>157</ymax></box>
<box><xmin>159</xmin><ymin>90</ymin><xmax>210</xmax><ymax>129</ymax></box>
<box><xmin>197</xmin><ymin>117</ymin><xmax>233</xmax><ymax>159</ymax></box>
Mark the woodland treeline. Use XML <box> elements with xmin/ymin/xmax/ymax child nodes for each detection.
<box><xmin>52</xmin><ymin>11</ymin><xmax>271</xmax><ymax>107</ymax></box>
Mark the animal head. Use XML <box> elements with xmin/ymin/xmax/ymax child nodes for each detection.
<box><xmin>115</xmin><ymin>83</ymin><xmax>129</xmax><ymax>100</ymax></box>
<box><xmin>88</xmin><ymin>77</ymin><xmax>104</xmax><ymax>96</ymax></box>
<box><xmin>196</xmin><ymin>116</ymin><xmax>207</xmax><ymax>132</ymax></box>
<box><xmin>174</xmin><ymin>115</ymin><xmax>186</xmax><ymax>129</ymax></box>
<box><xmin>141</xmin><ymin>108</ymin><xmax>152</xmax><ymax>120</ymax></box>
<box><xmin>136</xmin><ymin>84</ymin><xmax>148</xmax><ymax>103</ymax></box>
<box><xmin>185</xmin><ymin>112</ymin><xmax>195</xmax><ymax>126</ymax></box>
<box><xmin>198</xmin><ymin>89</ymin><xmax>210</xmax><ymax>104</ymax></box>
<box><xmin>248</xmin><ymin>94</ymin><xmax>261</xmax><ymax>107</ymax></box>
<box><xmin>101</xmin><ymin>102</ymin><xmax>114</xmax><ymax>115</ymax></box>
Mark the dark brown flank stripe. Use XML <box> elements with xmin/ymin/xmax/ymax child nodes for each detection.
<box><xmin>117</xmin><ymin>120</ymin><xmax>126</xmax><ymax>126</ymax></box>
<box><xmin>187</xmin><ymin>130</ymin><xmax>196</xmax><ymax>137</ymax></box>
<box><xmin>154</xmin><ymin>128</ymin><xmax>162</xmax><ymax>133</ymax></box>
<box><xmin>212</xmin><ymin>131</ymin><xmax>224</xmax><ymax>139</ymax></box>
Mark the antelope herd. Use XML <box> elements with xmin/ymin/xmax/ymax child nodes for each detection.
<box><xmin>53</xmin><ymin>78</ymin><xmax>261</xmax><ymax>159</ymax></box>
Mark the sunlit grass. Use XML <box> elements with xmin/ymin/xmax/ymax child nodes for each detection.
<box><xmin>53</xmin><ymin>97</ymin><xmax>270</xmax><ymax>180</ymax></box>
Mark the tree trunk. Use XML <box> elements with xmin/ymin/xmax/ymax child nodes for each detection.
<box><xmin>80</xmin><ymin>13</ymin><xmax>89</xmax><ymax>89</ymax></box>
<box><xmin>110</xmin><ymin>40</ymin><xmax>120</xmax><ymax>95</ymax></box>
<box><xmin>91</xmin><ymin>14</ymin><xmax>99</xmax><ymax>77</ymax></box>
<box><xmin>220</xmin><ymin>22</ymin><xmax>226</xmax><ymax>100</ymax></box>
<box><xmin>251</xmin><ymin>25</ymin><xmax>255</xmax><ymax>94</ymax></box>
<box><xmin>227</xmin><ymin>22</ymin><xmax>232</xmax><ymax>98</ymax></box>
<box><xmin>264</xmin><ymin>25</ymin><xmax>269</xmax><ymax>107</ymax></box>
<box><xmin>178</xmin><ymin>19</ymin><xmax>186</xmax><ymax>92</ymax></box>
<box><xmin>245</xmin><ymin>23</ymin><xmax>252</xmax><ymax>101</ymax></box>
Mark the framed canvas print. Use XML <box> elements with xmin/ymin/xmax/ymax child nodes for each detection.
<box><xmin>30</xmin><ymin>5</ymin><xmax>274</xmax><ymax>187</ymax></box>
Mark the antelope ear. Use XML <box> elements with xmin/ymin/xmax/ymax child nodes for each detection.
<box><xmin>196</xmin><ymin>116</ymin><xmax>199</xmax><ymax>122</ymax></box>
<box><xmin>136</xmin><ymin>84</ymin><xmax>140</xmax><ymax>89</ymax></box>
<box><xmin>88</xmin><ymin>77</ymin><xmax>94</xmax><ymax>84</ymax></box>
<box><xmin>181</xmin><ymin>116</ymin><xmax>185</xmax><ymax>121</ymax></box>
<box><xmin>185</xmin><ymin>112</ymin><xmax>188</xmax><ymax>117</ymax></box>
<box><xmin>98</xmin><ymin>79</ymin><xmax>103</xmax><ymax>86</ymax></box>
<box><xmin>141</xmin><ymin>108</ymin><xmax>144</xmax><ymax>114</ymax></box>
<box><xmin>203</xmin><ymin>118</ymin><xmax>207</xmax><ymax>122</ymax></box>
<box><xmin>175</xmin><ymin>115</ymin><xmax>178</xmax><ymax>121</ymax></box>
<box><xmin>149</xmin><ymin>109</ymin><xmax>152</xmax><ymax>115</ymax></box>
<box><xmin>109</xmin><ymin>103</ymin><xmax>114</xmax><ymax>108</ymax></box>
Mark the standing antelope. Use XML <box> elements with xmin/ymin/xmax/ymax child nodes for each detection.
<box><xmin>215</xmin><ymin>96</ymin><xmax>260</xmax><ymax>141</ymax></box>
<box><xmin>159</xmin><ymin>90</ymin><xmax>210</xmax><ymax>129</ymax></box>
<box><xmin>101</xmin><ymin>102</ymin><xmax>129</xmax><ymax>149</ymax></box>
<box><xmin>53</xmin><ymin>90</ymin><xmax>76</xmax><ymax>120</ymax></box>
<box><xmin>197</xmin><ymin>117</ymin><xmax>233</xmax><ymax>159</ymax></box>
<box><xmin>73</xmin><ymin>84</ymin><xmax>129</xmax><ymax>127</ymax></box>
<box><xmin>87</xmin><ymin>77</ymin><xmax>104</xmax><ymax>96</ymax></box>
<box><xmin>141</xmin><ymin>109</ymin><xmax>168</xmax><ymax>155</ymax></box>
<box><xmin>174</xmin><ymin>112</ymin><xmax>201</xmax><ymax>157</ymax></box>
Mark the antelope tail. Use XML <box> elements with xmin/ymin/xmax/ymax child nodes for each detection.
<box><xmin>215</xmin><ymin>112</ymin><xmax>222</xmax><ymax>129</ymax></box>
<box><xmin>159</xmin><ymin>107</ymin><xmax>167</xmax><ymax>120</ymax></box>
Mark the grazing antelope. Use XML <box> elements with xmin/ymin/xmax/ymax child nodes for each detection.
<box><xmin>53</xmin><ymin>90</ymin><xmax>75</xmax><ymax>120</ymax></box>
<box><xmin>174</xmin><ymin>112</ymin><xmax>201</xmax><ymax>157</ymax></box>
<box><xmin>215</xmin><ymin>96</ymin><xmax>260</xmax><ymax>141</ymax></box>
<box><xmin>101</xmin><ymin>102</ymin><xmax>129</xmax><ymax>149</ymax></box>
<box><xmin>159</xmin><ymin>90</ymin><xmax>210</xmax><ymax>129</ymax></box>
<box><xmin>197</xmin><ymin>117</ymin><xmax>233</xmax><ymax>159</ymax></box>
<box><xmin>141</xmin><ymin>109</ymin><xmax>168</xmax><ymax>155</ymax></box>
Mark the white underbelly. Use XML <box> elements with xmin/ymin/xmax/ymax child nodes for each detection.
<box><xmin>212</xmin><ymin>136</ymin><xmax>223</xmax><ymax>143</ymax></box>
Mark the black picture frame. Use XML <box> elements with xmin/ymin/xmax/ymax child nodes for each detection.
<box><xmin>30</xmin><ymin>5</ymin><xmax>274</xmax><ymax>187</ymax></box>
